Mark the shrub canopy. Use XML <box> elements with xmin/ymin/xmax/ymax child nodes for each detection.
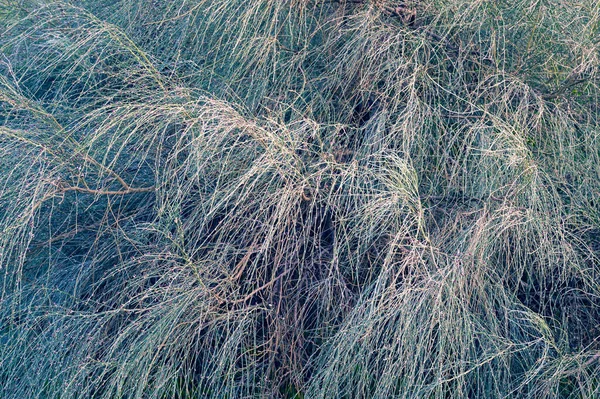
<box><xmin>1</xmin><ymin>0</ymin><xmax>600</xmax><ymax>398</ymax></box>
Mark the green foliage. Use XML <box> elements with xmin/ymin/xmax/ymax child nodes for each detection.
<box><xmin>1</xmin><ymin>0</ymin><xmax>600</xmax><ymax>398</ymax></box>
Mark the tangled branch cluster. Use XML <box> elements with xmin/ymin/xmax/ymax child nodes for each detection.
<box><xmin>1</xmin><ymin>0</ymin><xmax>600</xmax><ymax>398</ymax></box>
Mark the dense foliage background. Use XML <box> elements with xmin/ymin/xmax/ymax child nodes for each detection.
<box><xmin>1</xmin><ymin>0</ymin><xmax>600</xmax><ymax>397</ymax></box>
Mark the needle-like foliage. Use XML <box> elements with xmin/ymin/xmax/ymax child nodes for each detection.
<box><xmin>1</xmin><ymin>0</ymin><xmax>600</xmax><ymax>398</ymax></box>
